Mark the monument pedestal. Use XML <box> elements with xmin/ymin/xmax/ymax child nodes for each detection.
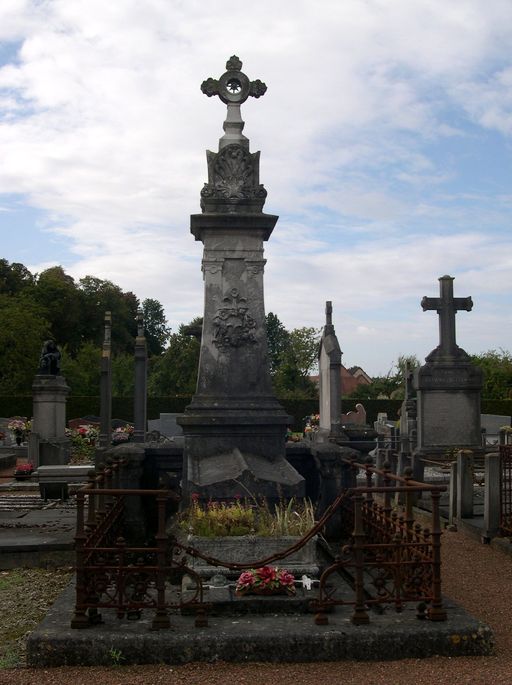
<box><xmin>30</xmin><ymin>375</ymin><xmax>70</xmax><ymax>467</ymax></box>
<box><xmin>177</xmin><ymin>57</ymin><xmax>304</xmax><ymax>502</ymax></box>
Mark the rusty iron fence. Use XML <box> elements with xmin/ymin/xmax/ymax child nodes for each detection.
<box><xmin>500</xmin><ymin>444</ymin><xmax>512</xmax><ymax>537</ymax></box>
<box><xmin>72</xmin><ymin>455</ymin><xmax>447</xmax><ymax>630</ymax></box>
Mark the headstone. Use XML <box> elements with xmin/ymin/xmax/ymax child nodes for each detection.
<box><xmin>481</xmin><ymin>414</ymin><xmax>511</xmax><ymax>446</ymax></box>
<box><xmin>99</xmin><ymin>312</ymin><xmax>112</xmax><ymax>448</ymax></box>
<box><xmin>133</xmin><ymin>309</ymin><xmax>147</xmax><ymax>443</ymax></box>
<box><xmin>318</xmin><ymin>301</ymin><xmax>343</xmax><ymax>439</ymax></box>
<box><xmin>413</xmin><ymin>276</ymin><xmax>483</xmax><ymax>478</ymax></box>
<box><xmin>177</xmin><ymin>56</ymin><xmax>304</xmax><ymax>501</ymax></box>
<box><xmin>147</xmin><ymin>413</ymin><xmax>183</xmax><ymax>439</ymax></box>
<box><xmin>29</xmin><ymin>340</ymin><xmax>70</xmax><ymax>467</ymax></box>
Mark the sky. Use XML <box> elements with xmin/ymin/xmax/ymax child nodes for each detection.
<box><xmin>1</xmin><ymin>0</ymin><xmax>511</xmax><ymax>376</ymax></box>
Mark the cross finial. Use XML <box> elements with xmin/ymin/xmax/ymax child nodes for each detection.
<box><xmin>201</xmin><ymin>56</ymin><xmax>267</xmax><ymax>149</ymax></box>
<box><xmin>325</xmin><ymin>301</ymin><xmax>333</xmax><ymax>326</ymax></box>
<box><xmin>421</xmin><ymin>275</ymin><xmax>473</xmax><ymax>362</ymax></box>
<box><xmin>136</xmin><ymin>309</ymin><xmax>144</xmax><ymax>338</ymax></box>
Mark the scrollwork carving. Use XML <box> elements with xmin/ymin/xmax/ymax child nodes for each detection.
<box><xmin>212</xmin><ymin>288</ymin><xmax>257</xmax><ymax>351</ymax></box>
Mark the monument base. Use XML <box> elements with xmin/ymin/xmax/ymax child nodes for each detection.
<box><xmin>178</xmin><ymin>402</ymin><xmax>305</xmax><ymax>501</ymax></box>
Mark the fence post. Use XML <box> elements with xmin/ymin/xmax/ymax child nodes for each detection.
<box><xmin>448</xmin><ymin>461</ymin><xmax>458</xmax><ymax>524</ymax></box>
<box><xmin>151</xmin><ymin>492</ymin><xmax>171</xmax><ymax>630</ymax></box>
<box><xmin>351</xmin><ymin>493</ymin><xmax>370</xmax><ymax>625</ymax></box>
<box><xmin>456</xmin><ymin>450</ymin><xmax>474</xmax><ymax>519</ymax></box>
<box><xmin>71</xmin><ymin>491</ymin><xmax>89</xmax><ymax>628</ymax></box>
<box><xmin>484</xmin><ymin>452</ymin><xmax>501</xmax><ymax>541</ymax></box>
<box><xmin>428</xmin><ymin>490</ymin><xmax>447</xmax><ymax>621</ymax></box>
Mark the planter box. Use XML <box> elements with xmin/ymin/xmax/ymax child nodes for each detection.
<box><xmin>182</xmin><ymin>535</ymin><xmax>319</xmax><ymax>579</ymax></box>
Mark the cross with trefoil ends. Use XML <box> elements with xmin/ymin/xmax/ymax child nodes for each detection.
<box><xmin>201</xmin><ymin>56</ymin><xmax>267</xmax><ymax>149</ymax></box>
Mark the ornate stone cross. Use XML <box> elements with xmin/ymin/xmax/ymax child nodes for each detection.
<box><xmin>421</xmin><ymin>275</ymin><xmax>473</xmax><ymax>361</ymax></box>
<box><xmin>201</xmin><ymin>56</ymin><xmax>267</xmax><ymax>149</ymax></box>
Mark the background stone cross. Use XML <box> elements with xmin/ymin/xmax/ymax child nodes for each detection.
<box><xmin>421</xmin><ymin>275</ymin><xmax>473</xmax><ymax>359</ymax></box>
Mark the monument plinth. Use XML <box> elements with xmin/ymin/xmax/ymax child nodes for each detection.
<box><xmin>413</xmin><ymin>275</ymin><xmax>483</xmax><ymax>477</ymax></box>
<box><xmin>178</xmin><ymin>56</ymin><xmax>304</xmax><ymax>500</ymax></box>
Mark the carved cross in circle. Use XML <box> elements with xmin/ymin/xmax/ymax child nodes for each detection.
<box><xmin>201</xmin><ymin>55</ymin><xmax>267</xmax><ymax>105</ymax></box>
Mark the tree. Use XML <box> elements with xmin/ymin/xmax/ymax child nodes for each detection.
<box><xmin>142</xmin><ymin>298</ymin><xmax>171</xmax><ymax>356</ymax></box>
<box><xmin>78</xmin><ymin>276</ymin><xmax>138</xmax><ymax>354</ymax></box>
<box><xmin>148</xmin><ymin>319</ymin><xmax>201</xmax><ymax>396</ymax></box>
<box><xmin>471</xmin><ymin>350</ymin><xmax>512</xmax><ymax>398</ymax></box>
<box><xmin>60</xmin><ymin>343</ymin><xmax>102</xmax><ymax>396</ymax></box>
<box><xmin>265</xmin><ymin>312</ymin><xmax>290</xmax><ymax>375</ymax></box>
<box><xmin>0</xmin><ymin>259</ymin><xmax>35</xmax><ymax>295</ymax></box>
<box><xmin>33</xmin><ymin>266</ymin><xmax>83</xmax><ymax>354</ymax></box>
<box><xmin>272</xmin><ymin>326</ymin><xmax>321</xmax><ymax>398</ymax></box>
<box><xmin>0</xmin><ymin>294</ymin><xmax>50</xmax><ymax>393</ymax></box>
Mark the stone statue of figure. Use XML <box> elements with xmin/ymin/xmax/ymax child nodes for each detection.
<box><xmin>38</xmin><ymin>340</ymin><xmax>61</xmax><ymax>375</ymax></box>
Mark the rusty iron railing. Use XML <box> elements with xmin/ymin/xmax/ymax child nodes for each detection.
<box><xmin>311</xmin><ymin>458</ymin><xmax>446</xmax><ymax>625</ymax></box>
<box><xmin>500</xmin><ymin>444</ymin><xmax>512</xmax><ymax>536</ymax></box>
<box><xmin>72</xmin><ymin>455</ymin><xmax>447</xmax><ymax>630</ymax></box>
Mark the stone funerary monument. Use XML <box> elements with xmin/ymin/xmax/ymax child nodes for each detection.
<box><xmin>177</xmin><ymin>56</ymin><xmax>304</xmax><ymax>501</ymax></box>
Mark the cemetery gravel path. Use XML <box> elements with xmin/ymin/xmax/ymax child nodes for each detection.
<box><xmin>3</xmin><ymin>526</ymin><xmax>512</xmax><ymax>685</ymax></box>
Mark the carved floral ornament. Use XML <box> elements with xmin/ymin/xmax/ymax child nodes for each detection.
<box><xmin>212</xmin><ymin>288</ymin><xmax>257</xmax><ymax>351</ymax></box>
<box><xmin>200</xmin><ymin>144</ymin><xmax>267</xmax><ymax>210</ymax></box>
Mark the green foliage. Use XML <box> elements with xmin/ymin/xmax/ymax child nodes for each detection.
<box><xmin>0</xmin><ymin>294</ymin><xmax>50</xmax><ymax>393</ymax></box>
<box><xmin>142</xmin><ymin>298</ymin><xmax>171</xmax><ymax>356</ymax></box>
<box><xmin>60</xmin><ymin>342</ymin><xmax>102</xmax><ymax>396</ymax></box>
<box><xmin>0</xmin><ymin>259</ymin><xmax>35</xmax><ymax>295</ymax></box>
<box><xmin>148</xmin><ymin>326</ymin><xmax>201</xmax><ymax>396</ymax></box>
<box><xmin>265</xmin><ymin>312</ymin><xmax>290</xmax><ymax>375</ymax></box>
<box><xmin>112</xmin><ymin>353</ymin><xmax>134</xmax><ymax>397</ymax></box>
<box><xmin>348</xmin><ymin>354</ymin><xmax>420</xmax><ymax>400</ymax></box>
<box><xmin>179</xmin><ymin>498</ymin><xmax>315</xmax><ymax>538</ymax></box>
<box><xmin>471</xmin><ymin>349</ymin><xmax>512</xmax><ymax>399</ymax></box>
<box><xmin>272</xmin><ymin>326</ymin><xmax>320</xmax><ymax>398</ymax></box>
<box><xmin>33</xmin><ymin>267</ymin><xmax>84</xmax><ymax>354</ymax></box>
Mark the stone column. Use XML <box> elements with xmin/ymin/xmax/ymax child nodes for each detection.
<box><xmin>99</xmin><ymin>312</ymin><xmax>112</xmax><ymax>449</ymax></box>
<box><xmin>318</xmin><ymin>301</ymin><xmax>344</xmax><ymax>440</ymax></box>
<box><xmin>133</xmin><ymin>309</ymin><xmax>147</xmax><ymax>443</ymax></box>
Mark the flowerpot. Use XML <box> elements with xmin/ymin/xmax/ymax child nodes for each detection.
<box><xmin>15</xmin><ymin>436</ymin><xmax>22</xmax><ymax>446</ymax></box>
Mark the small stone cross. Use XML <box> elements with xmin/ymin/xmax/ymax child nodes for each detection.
<box><xmin>421</xmin><ymin>275</ymin><xmax>472</xmax><ymax>358</ymax></box>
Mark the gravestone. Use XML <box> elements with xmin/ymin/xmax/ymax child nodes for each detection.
<box><xmin>177</xmin><ymin>56</ymin><xmax>304</xmax><ymax>500</ymax></box>
<box><xmin>481</xmin><ymin>414</ymin><xmax>511</xmax><ymax>446</ymax></box>
<box><xmin>147</xmin><ymin>413</ymin><xmax>183</xmax><ymax>439</ymax></box>
<box><xmin>29</xmin><ymin>340</ymin><xmax>70</xmax><ymax>467</ymax></box>
<box><xmin>318</xmin><ymin>301</ymin><xmax>343</xmax><ymax>439</ymax></box>
<box><xmin>413</xmin><ymin>276</ymin><xmax>483</xmax><ymax>478</ymax></box>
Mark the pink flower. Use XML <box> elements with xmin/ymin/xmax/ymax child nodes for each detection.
<box><xmin>278</xmin><ymin>570</ymin><xmax>295</xmax><ymax>586</ymax></box>
<box><xmin>256</xmin><ymin>566</ymin><xmax>277</xmax><ymax>584</ymax></box>
<box><xmin>237</xmin><ymin>572</ymin><xmax>255</xmax><ymax>588</ymax></box>
<box><xmin>191</xmin><ymin>492</ymin><xmax>200</xmax><ymax>502</ymax></box>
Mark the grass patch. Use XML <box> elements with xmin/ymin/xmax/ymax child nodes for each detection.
<box><xmin>0</xmin><ymin>568</ymin><xmax>73</xmax><ymax>669</ymax></box>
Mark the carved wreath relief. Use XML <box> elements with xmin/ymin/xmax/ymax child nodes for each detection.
<box><xmin>212</xmin><ymin>288</ymin><xmax>257</xmax><ymax>351</ymax></box>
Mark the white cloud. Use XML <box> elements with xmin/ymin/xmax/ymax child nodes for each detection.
<box><xmin>1</xmin><ymin>0</ymin><xmax>512</xmax><ymax>374</ymax></box>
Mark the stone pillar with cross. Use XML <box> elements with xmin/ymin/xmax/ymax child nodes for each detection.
<box><xmin>178</xmin><ymin>56</ymin><xmax>304</xmax><ymax>501</ymax></box>
<box><xmin>133</xmin><ymin>309</ymin><xmax>147</xmax><ymax>444</ymax></box>
<box><xmin>412</xmin><ymin>275</ymin><xmax>483</xmax><ymax>479</ymax></box>
<box><xmin>318</xmin><ymin>301</ymin><xmax>344</xmax><ymax>438</ymax></box>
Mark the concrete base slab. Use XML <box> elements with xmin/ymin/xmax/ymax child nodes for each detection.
<box><xmin>27</xmin><ymin>580</ymin><xmax>494</xmax><ymax>666</ymax></box>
